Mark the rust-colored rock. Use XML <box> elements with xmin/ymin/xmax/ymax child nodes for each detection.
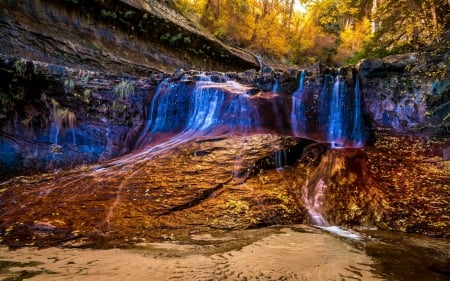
<box><xmin>0</xmin><ymin>134</ymin><xmax>324</xmax><ymax>248</ymax></box>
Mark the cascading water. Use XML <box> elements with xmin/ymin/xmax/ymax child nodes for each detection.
<box><xmin>225</xmin><ymin>92</ymin><xmax>261</xmax><ymax>134</ymax></box>
<box><xmin>290</xmin><ymin>71</ymin><xmax>365</xmax><ymax>148</ymax></box>
<box><xmin>291</xmin><ymin>70</ymin><xmax>307</xmax><ymax>136</ymax></box>
<box><xmin>302</xmin><ymin>178</ymin><xmax>329</xmax><ymax>226</ymax></box>
<box><xmin>351</xmin><ymin>75</ymin><xmax>364</xmax><ymax>147</ymax></box>
<box><xmin>136</xmin><ymin>71</ymin><xmax>366</xmax><ymax>152</ymax></box>
<box><xmin>135</xmin><ymin>78</ymin><xmax>262</xmax><ymax>149</ymax></box>
<box><xmin>50</xmin><ymin>121</ymin><xmax>60</xmax><ymax>145</ymax></box>
<box><xmin>327</xmin><ymin>76</ymin><xmax>345</xmax><ymax>147</ymax></box>
<box><xmin>300</xmin><ymin>153</ymin><xmax>361</xmax><ymax>239</ymax></box>
<box><xmin>272</xmin><ymin>79</ymin><xmax>279</xmax><ymax>93</ymax></box>
<box><xmin>186</xmin><ymin>83</ymin><xmax>226</xmax><ymax>132</ymax></box>
<box><xmin>274</xmin><ymin>149</ymin><xmax>288</xmax><ymax>169</ymax></box>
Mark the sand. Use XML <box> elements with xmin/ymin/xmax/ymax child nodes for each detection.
<box><xmin>0</xmin><ymin>226</ymin><xmax>380</xmax><ymax>280</ymax></box>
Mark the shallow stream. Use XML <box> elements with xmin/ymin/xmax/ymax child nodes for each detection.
<box><xmin>1</xmin><ymin>225</ymin><xmax>448</xmax><ymax>281</ymax></box>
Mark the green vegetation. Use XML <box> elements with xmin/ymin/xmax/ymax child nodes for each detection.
<box><xmin>124</xmin><ymin>10</ymin><xmax>135</xmax><ymax>19</ymax></box>
<box><xmin>111</xmin><ymin>101</ymin><xmax>128</xmax><ymax>113</ymax></box>
<box><xmin>83</xmin><ymin>89</ymin><xmax>92</xmax><ymax>103</ymax></box>
<box><xmin>13</xmin><ymin>60</ymin><xmax>27</xmax><ymax>78</ymax></box>
<box><xmin>64</xmin><ymin>79</ymin><xmax>75</xmax><ymax>94</ymax></box>
<box><xmin>169</xmin><ymin>33</ymin><xmax>183</xmax><ymax>44</ymax></box>
<box><xmin>51</xmin><ymin>99</ymin><xmax>76</xmax><ymax>129</ymax></box>
<box><xmin>114</xmin><ymin>80</ymin><xmax>135</xmax><ymax>99</ymax></box>
<box><xmin>100</xmin><ymin>9</ymin><xmax>117</xmax><ymax>20</ymax></box>
<box><xmin>0</xmin><ymin>90</ymin><xmax>12</xmax><ymax>115</ymax></box>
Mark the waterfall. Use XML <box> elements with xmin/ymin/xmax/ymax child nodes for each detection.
<box><xmin>302</xmin><ymin>175</ymin><xmax>361</xmax><ymax>239</ymax></box>
<box><xmin>327</xmin><ymin>76</ymin><xmax>345</xmax><ymax>147</ymax></box>
<box><xmin>71</xmin><ymin>129</ymin><xmax>76</xmax><ymax>146</ymax></box>
<box><xmin>272</xmin><ymin>79</ymin><xmax>279</xmax><ymax>93</ymax></box>
<box><xmin>274</xmin><ymin>149</ymin><xmax>287</xmax><ymax>169</ymax></box>
<box><xmin>351</xmin><ymin>75</ymin><xmax>364</xmax><ymax>147</ymax></box>
<box><xmin>134</xmin><ymin>79</ymin><xmax>172</xmax><ymax>147</ymax></box>
<box><xmin>50</xmin><ymin>121</ymin><xmax>60</xmax><ymax>145</ymax></box>
<box><xmin>291</xmin><ymin>70</ymin><xmax>307</xmax><ymax>136</ymax></box>
<box><xmin>135</xmin><ymin>79</ymin><xmax>261</xmax><ymax>149</ymax></box>
<box><xmin>135</xmin><ymin>72</ymin><xmax>365</xmax><ymax>150</ymax></box>
<box><xmin>302</xmin><ymin>178</ymin><xmax>329</xmax><ymax>226</ymax></box>
<box><xmin>186</xmin><ymin>82</ymin><xmax>225</xmax><ymax>132</ymax></box>
<box><xmin>225</xmin><ymin>92</ymin><xmax>261</xmax><ymax>134</ymax></box>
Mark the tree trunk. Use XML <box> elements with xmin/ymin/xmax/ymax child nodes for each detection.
<box><xmin>288</xmin><ymin>0</ymin><xmax>295</xmax><ymax>32</ymax></box>
<box><xmin>371</xmin><ymin>0</ymin><xmax>378</xmax><ymax>33</ymax></box>
<box><xmin>429</xmin><ymin>0</ymin><xmax>440</xmax><ymax>41</ymax></box>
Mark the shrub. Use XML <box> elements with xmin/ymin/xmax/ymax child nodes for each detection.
<box><xmin>114</xmin><ymin>80</ymin><xmax>135</xmax><ymax>99</ymax></box>
<box><xmin>13</xmin><ymin>60</ymin><xmax>26</xmax><ymax>77</ymax></box>
<box><xmin>64</xmin><ymin>79</ymin><xmax>75</xmax><ymax>94</ymax></box>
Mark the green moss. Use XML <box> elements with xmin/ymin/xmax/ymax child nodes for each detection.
<box><xmin>169</xmin><ymin>33</ymin><xmax>183</xmax><ymax>44</ymax></box>
<box><xmin>0</xmin><ymin>90</ymin><xmax>12</xmax><ymax>115</ymax></box>
<box><xmin>160</xmin><ymin>33</ymin><xmax>171</xmax><ymax>41</ymax></box>
<box><xmin>100</xmin><ymin>9</ymin><xmax>117</xmax><ymax>20</ymax></box>
<box><xmin>124</xmin><ymin>10</ymin><xmax>135</xmax><ymax>19</ymax></box>
<box><xmin>83</xmin><ymin>89</ymin><xmax>92</xmax><ymax>103</ymax></box>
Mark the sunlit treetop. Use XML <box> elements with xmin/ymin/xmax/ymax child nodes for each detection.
<box><xmin>173</xmin><ymin>0</ymin><xmax>449</xmax><ymax>67</ymax></box>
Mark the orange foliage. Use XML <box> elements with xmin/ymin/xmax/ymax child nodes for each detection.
<box><xmin>173</xmin><ymin>0</ymin><xmax>449</xmax><ymax>67</ymax></box>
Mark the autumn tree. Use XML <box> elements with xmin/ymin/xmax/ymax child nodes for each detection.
<box><xmin>172</xmin><ymin>0</ymin><xmax>449</xmax><ymax>67</ymax></box>
<box><xmin>369</xmin><ymin>0</ymin><xmax>449</xmax><ymax>53</ymax></box>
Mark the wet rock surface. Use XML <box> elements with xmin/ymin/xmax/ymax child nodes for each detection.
<box><xmin>1</xmin><ymin>130</ymin><xmax>448</xmax><ymax>249</ymax></box>
<box><xmin>322</xmin><ymin>131</ymin><xmax>450</xmax><ymax>237</ymax></box>
<box><xmin>0</xmin><ymin>56</ymin><xmax>161</xmax><ymax>179</ymax></box>
<box><xmin>358</xmin><ymin>36</ymin><xmax>450</xmax><ymax>133</ymax></box>
<box><xmin>0</xmin><ymin>134</ymin><xmax>324</xmax><ymax>248</ymax></box>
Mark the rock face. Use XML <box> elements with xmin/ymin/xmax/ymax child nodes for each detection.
<box><xmin>0</xmin><ymin>134</ymin><xmax>326</xmax><ymax>248</ymax></box>
<box><xmin>358</xmin><ymin>51</ymin><xmax>449</xmax><ymax>134</ymax></box>
<box><xmin>0</xmin><ymin>55</ymin><xmax>162</xmax><ymax>179</ymax></box>
<box><xmin>0</xmin><ymin>0</ymin><xmax>259</xmax><ymax>75</ymax></box>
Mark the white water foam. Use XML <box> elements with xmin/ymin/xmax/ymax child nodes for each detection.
<box><xmin>317</xmin><ymin>225</ymin><xmax>361</xmax><ymax>240</ymax></box>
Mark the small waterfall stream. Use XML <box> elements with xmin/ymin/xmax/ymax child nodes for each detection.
<box><xmin>352</xmin><ymin>75</ymin><xmax>364</xmax><ymax>147</ymax></box>
<box><xmin>291</xmin><ymin>70</ymin><xmax>307</xmax><ymax>136</ymax></box>
<box><xmin>300</xmin><ymin>152</ymin><xmax>361</xmax><ymax>239</ymax></box>
<box><xmin>302</xmin><ymin>178</ymin><xmax>329</xmax><ymax>226</ymax></box>
<box><xmin>327</xmin><ymin>76</ymin><xmax>345</xmax><ymax>147</ymax></box>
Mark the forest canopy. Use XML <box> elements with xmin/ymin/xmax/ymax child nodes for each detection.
<box><xmin>172</xmin><ymin>0</ymin><xmax>450</xmax><ymax>67</ymax></box>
